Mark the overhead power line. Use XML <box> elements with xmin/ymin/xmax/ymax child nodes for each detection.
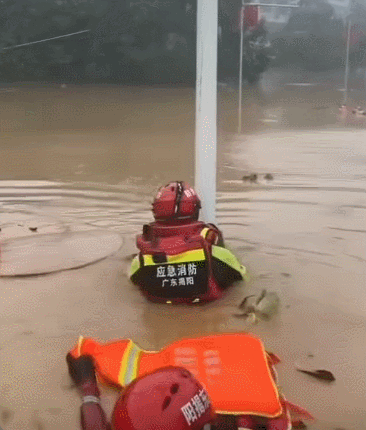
<box><xmin>1</xmin><ymin>29</ymin><xmax>90</xmax><ymax>51</ymax></box>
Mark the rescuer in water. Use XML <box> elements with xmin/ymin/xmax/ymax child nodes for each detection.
<box><xmin>129</xmin><ymin>181</ymin><xmax>246</xmax><ymax>304</ymax></box>
<box><xmin>66</xmin><ymin>353</ymin><xmax>215</xmax><ymax>430</ymax></box>
<box><xmin>66</xmin><ymin>349</ymin><xmax>300</xmax><ymax>430</ymax></box>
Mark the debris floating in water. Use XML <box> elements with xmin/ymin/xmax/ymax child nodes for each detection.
<box><xmin>351</xmin><ymin>106</ymin><xmax>366</xmax><ymax>116</ymax></box>
<box><xmin>238</xmin><ymin>294</ymin><xmax>255</xmax><ymax>310</ymax></box>
<box><xmin>242</xmin><ymin>173</ymin><xmax>274</xmax><ymax>183</ymax></box>
<box><xmin>296</xmin><ymin>368</ymin><xmax>335</xmax><ymax>382</ymax></box>
<box><xmin>29</xmin><ymin>227</ymin><xmax>38</xmax><ymax>232</ymax></box>
<box><xmin>242</xmin><ymin>173</ymin><xmax>258</xmax><ymax>183</ymax></box>
<box><xmin>256</xmin><ymin>289</ymin><xmax>267</xmax><ymax>305</ymax></box>
<box><xmin>255</xmin><ymin>290</ymin><xmax>280</xmax><ymax>320</ymax></box>
<box><xmin>234</xmin><ymin>290</ymin><xmax>279</xmax><ymax>322</ymax></box>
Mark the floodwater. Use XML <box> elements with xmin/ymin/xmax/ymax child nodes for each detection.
<box><xmin>1</xmin><ymin>69</ymin><xmax>366</xmax><ymax>430</ymax></box>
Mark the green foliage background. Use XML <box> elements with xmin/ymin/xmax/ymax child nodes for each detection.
<box><xmin>0</xmin><ymin>0</ymin><xmax>198</xmax><ymax>83</ymax></box>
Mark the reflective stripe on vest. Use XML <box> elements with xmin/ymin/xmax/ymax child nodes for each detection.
<box><xmin>68</xmin><ymin>333</ymin><xmax>283</xmax><ymax>417</ymax></box>
<box><xmin>212</xmin><ymin>245</ymin><xmax>246</xmax><ymax>278</ymax></box>
<box><xmin>143</xmin><ymin>249</ymin><xmax>206</xmax><ymax>266</ymax></box>
<box><xmin>129</xmin><ymin>227</ymin><xmax>208</xmax><ymax>279</ymax></box>
<box><xmin>200</xmin><ymin>227</ymin><xmax>209</xmax><ymax>239</ymax></box>
<box><xmin>129</xmin><ymin>255</ymin><xmax>140</xmax><ymax>278</ymax></box>
<box><xmin>118</xmin><ymin>340</ymin><xmax>142</xmax><ymax>386</ymax></box>
<box><xmin>129</xmin><ymin>247</ymin><xmax>246</xmax><ymax>280</ymax></box>
<box><xmin>129</xmin><ymin>249</ymin><xmax>206</xmax><ymax>278</ymax></box>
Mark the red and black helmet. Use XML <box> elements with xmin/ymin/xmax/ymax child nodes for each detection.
<box><xmin>111</xmin><ymin>366</ymin><xmax>214</xmax><ymax>430</ymax></box>
<box><xmin>152</xmin><ymin>181</ymin><xmax>201</xmax><ymax>223</ymax></box>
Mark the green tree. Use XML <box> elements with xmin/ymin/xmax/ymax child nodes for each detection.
<box><xmin>0</xmin><ymin>0</ymin><xmax>106</xmax><ymax>81</ymax></box>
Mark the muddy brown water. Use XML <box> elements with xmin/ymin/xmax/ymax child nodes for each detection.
<box><xmin>0</xmin><ymin>76</ymin><xmax>366</xmax><ymax>430</ymax></box>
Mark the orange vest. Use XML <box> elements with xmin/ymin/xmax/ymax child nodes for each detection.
<box><xmin>69</xmin><ymin>333</ymin><xmax>282</xmax><ymax>418</ymax></box>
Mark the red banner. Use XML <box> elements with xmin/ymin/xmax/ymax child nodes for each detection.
<box><xmin>343</xmin><ymin>23</ymin><xmax>366</xmax><ymax>46</ymax></box>
<box><xmin>350</xmin><ymin>23</ymin><xmax>365</xmax><ymax>45</ymax></box>
<box><xmin>238</xmin><ymin>5</ymin><xmax>259</xmax><ymax>31</ymax></box>
<box><xmin>244</xmin><ymin>5</ymin><xmax>259</xmax><ymax>29</ymax></box>
<box><xmin>231</xmin><ymin>6</ymin><xmax>260</xmax><ymax>33</ymax></box>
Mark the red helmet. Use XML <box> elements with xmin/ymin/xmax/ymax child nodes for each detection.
<box><xmin>152</xmin><ymin>181</ymin><xmax>201</xmax><ymax>223</ymax></box>
<box><xmin>111</xmin><ymin>366</ymin><xmax>214</xmax><ymax>430</ymax></box>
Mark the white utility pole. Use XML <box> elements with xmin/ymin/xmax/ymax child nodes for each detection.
<box><xmin>238</xmin><ymin>4</ymin><xmax>245</xmax><ymax>135</ymax></box>
<box><xmin>195</xmin><ymin>0</ymin><xmax>219</xmax><ymax>224</ymax></box>
<box><xmin>344</xmin><ymin>18</ymin><xmax>351</xmax><ymax>105</ymax></box>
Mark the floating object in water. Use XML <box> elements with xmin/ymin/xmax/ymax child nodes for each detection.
<box><xmin>256</xmin><ymin>289</ymin><xmax>267</xmax><ymax>305</ymax></box>
<box><xmin>246</xmin><ymin>312</ymin><xmax>258</xmax><ymax>324</ymax></box>
<box><xmin>29</xmin><ymin>227</ymin><xmax>38</xmax><ymax>232</ymax></box>
<box><xmin>352</xmin><ymin>106</ymin><xmax>366</xmax><ymax>116</ymax></box>
<box><xmin>242</xmin><ymin>173</ymin><xmax>258</xmax><ymax>183</ymax></box>
<box><xmin>296</xmin><ymin>368</ymin><xmax>335</xmax><ymax>382</ymax></box>
<box><xmin>255</xmin><ymin>290</ymin><xmax>280</xmax><ymax>320</ymax></box>
<box><xmin>235</xmin><ymin>290</ymin><xmax>280</xmax><ymax>322</ymax></box>
<box><xmin>264</xmin><ymin>173</ymin><xmax>274</xmax><ymax>181</ymax></box>
<box><xmin>238</xmin><ymin>294</ymin><xmax>255</xmax><ymax>310</ymax></box>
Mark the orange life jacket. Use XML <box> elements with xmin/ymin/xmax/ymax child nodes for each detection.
<box><xmin>69</xmin><ymin>333</ymin><xmax>282</xmax><ymax>418</ymax></box>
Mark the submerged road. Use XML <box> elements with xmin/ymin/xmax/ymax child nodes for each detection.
<box><xmin>0</xmin><ymin>68</ymin><xmax>366</xmax><ymax>429</ymax></box>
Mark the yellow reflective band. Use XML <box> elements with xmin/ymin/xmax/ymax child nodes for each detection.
<box><xmin>200</xmin><ymin>228</ymin><xmax>209</xmax><ymax>238</ymax></box>
<box><xmin>143</xmin><ymin>255</ymin><xmax>154</xmax><ymax>266</ymax></box>
<box><xmin>118</xmin><ymin>340</ymin><xmax>142</xmax><ymax>387</ymax></box>
<box><xmin>129</xmin><ymin>255</ymin><xmax>141</xmax><ymax>278</ymax></box>
<box><xmin>77</xmin><ymin>335</ymin><xmax>84</xmax><ymax>358</ymax></box>
<box><xmin>212</xmin><ymin>246</ymin><xmax>246</xmax><ymax>278</ymax></box>
<box><xmin>143</xmin><ymin>249</ymin><xmax>206</xmax><ymax>266</ymax></box>
<box><xmin>167</xmin><ymin>249</ymin><xmax>205</xmax><ymax>264</ymax></box>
